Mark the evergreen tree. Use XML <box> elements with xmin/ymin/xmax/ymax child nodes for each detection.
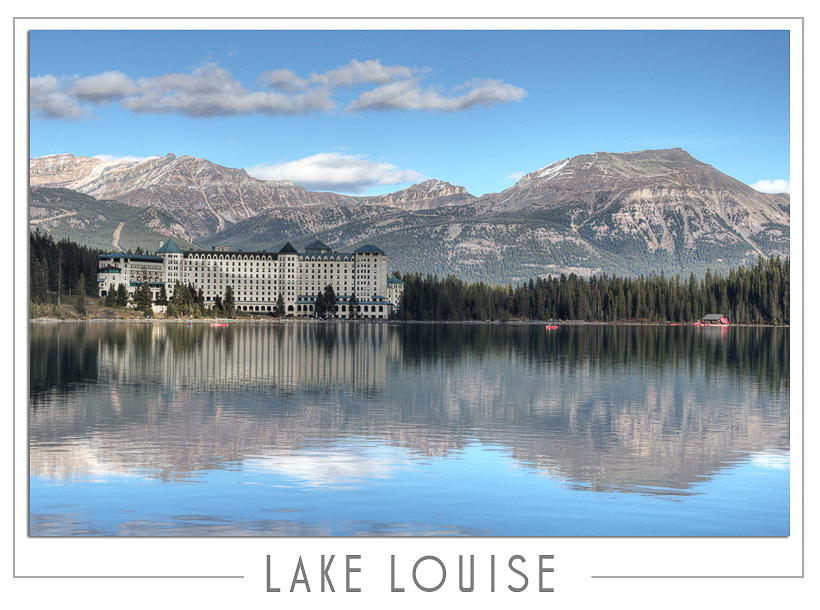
<box><xmin>223</xmin><ymin>286</ymin><xmax>235</xmax><ymax>317</ymax></box>
<box><xmin>324</xmin><ymin>284</ymin><xmax>337</xmax><ymax>318</ymax></box>
<box><xmin>30</xmin><ymin>230</ymin><xmax>103</xmax><ymax>298</ymax></box>
<box><xmin>116</xmin><ymin>283</ymin><xmax>129</xmax><ymax>307</ymax></box>
<box><xmin>134</xmin><ymin>281</ymin><xmax>148</xmax><ymax>311</ymax></box>
<box><xmin>30</xmin><ymin>256</ymin><xmax>47</xmax><ymax>305</ymax></box>
<box><xmin>156</xmin><ymin>285</ymin><xmax>168</xmax><ymax>306</ymax></box>
<box><xmin>348</xmin><ymin>292</ymin><xmax>358</xmax><ymax>320</ymax></box>
<box><xmin>688</xmin><ymin>272</ymin><xmax>699</xmax><ymax>320</ymax></box>
<box><xmin>391</xmin><ymin>256</ymin><xmax>788</xmax><ymax>325</ymax></box>
<box><xmin>782</xmin><ymin>257</ymin><xmax>790</xmax><ymax>325</ymax></box>
<box><xmin>134</xmin><ymin>281</ymin><xmax>152</xmax><ymax>314</ymax></box>
<box><xmin>170</xmin><ymin>282</ymin><xmax>192</xmax><ymax>316</ymax></box>
<box><xmin>315</xmin><ymin>291</ymin><xmax>326</xmax><ymax>318</ymax></box>
<box><xmin>276</xmin><ymin>293</ymin><xmax>285</xmax><ymax>317</ymax></box>
<box><xmin>75</xmin><ymin>273</ymin><xmax>87</xmax><ymax>317</ymax></box>
<box><xmin>40</xmin><ymin>257</ymin><xmax>51</xmax><ymax>301</ymax></box>
<box><xmin>213</xmin><ymin>294</ymin><xmax>224</xmax><ymax>317</ymax></box>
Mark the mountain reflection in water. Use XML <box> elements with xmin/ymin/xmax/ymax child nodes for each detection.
<box><xmin>29</xmin><ymin>321</ymin><xmax>789</xmax><ymax>535</ymax></box>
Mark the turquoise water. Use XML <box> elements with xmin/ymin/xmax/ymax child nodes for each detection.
<box><xmin>29</xmin><ymin>322</ymin><xmax>790</xmax><ymax>536</ymax></box>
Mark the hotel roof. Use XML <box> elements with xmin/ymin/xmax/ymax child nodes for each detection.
<box><xmin>354</xmin><ymin>245</ymin><xmax>384</xmax><ymax>254</ymax></box>
<box><xmin>157</xmin><ymin>239</ymin><xmax>183</xmax><ymax>254</ymax></box>
<box><xmin>99</xmin><ymin>253</ymin><xmax>163</xmax><ymax>262</ymax></box>
<box><xmin>304</xmin><ymin>239</ymin><xmax>331</xmax><ymax>252</ymax></box>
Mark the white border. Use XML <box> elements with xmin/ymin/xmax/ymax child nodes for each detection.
<box><xmin>9</xmin><ymin>15</ymin><xmax>809</xmax><ymax>609</ymax></box>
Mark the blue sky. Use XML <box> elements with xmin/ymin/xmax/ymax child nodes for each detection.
<box><xmin>29</xmin><ymin>29</ymin><xmax>791</xmax><ymax>197</ymax></box>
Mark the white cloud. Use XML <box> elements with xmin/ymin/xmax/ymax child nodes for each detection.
<box><xmin>260</xmin><ymin>60</ymin><xmax>416</xmax><ymax>93</ymax></box>
<box><xmin>260</xmin><ymin>68</ymin><xmax>308</xmax><ymax>92</ymax></box>
<box><xmin>750</xmin><ymin>179</ymin><xmax>790</xmax><ymax>194</ymax></box>
<box><xmin>505</xmin><ymin>171</ymin><xmax>526</xmax><ymax>181</ymax></box>
<box><xmin>122</xmin><ymin>63</ymin><xmax>334</xmax><ymax>117</ymax></box>
<box><xmin>71</xmin><ymin>70</ymin><xmax>137</xmax><ymax>103</ymax></box>
<box><xmin>309</xmin><ymin>59</ymin><xmax>416</xmax><ymax>89</ymax></box>
<box><xmin>30</xmin><ymin>74</ymin><xmax>86</xmax><ymax>120</ymax></box>
<box><xmin>246</xmin><ymin>152</ymin><xmax>424</xmax><ymax>194</ymax></box>
<box><xmin>348</xmin><ymin>77</ymin><xmax>527</xmax><ymax>112</ymax></box>
<box><xmin>31</xmin><ymin>60</ymin><xmax>526</xmax><ymax>120</ymax></box>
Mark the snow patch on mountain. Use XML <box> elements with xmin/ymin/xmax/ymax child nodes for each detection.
<box><xmin>537</xmin><ymin>158</ymin><xmax>571</xmax><ymax>181</ymax></box>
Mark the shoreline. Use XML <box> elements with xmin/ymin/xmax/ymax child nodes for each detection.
<box><xmin>28</xmin><ymin>316</ymin><xmax>790</xmax><ymax>328</ymax></box>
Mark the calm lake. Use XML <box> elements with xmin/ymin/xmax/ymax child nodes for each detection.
<box><xmin>29</xmin><ymin>321</ymin><xmax>790</xmax><ymax>536</ymax></box>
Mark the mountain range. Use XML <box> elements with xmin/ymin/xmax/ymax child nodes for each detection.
<box><xmin>29</xmin><ymin>148</ymin><xmax>790</xmax><ymax>283</ymax></box>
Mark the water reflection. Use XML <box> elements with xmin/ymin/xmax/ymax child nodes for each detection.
<box><xmin>244</xmin><ymin>442</ymin><xmax>411</xmax><ymax>489</ymax></box>
<box><xmin>29</xmin><ymin>322</ymin><xmax>789</xmax><ymax>497</ymax></box>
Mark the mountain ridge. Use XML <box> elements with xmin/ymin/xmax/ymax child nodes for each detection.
<box><xmin>29</xmin><ymin>148</ymin><xmax>789</xmax><ymax>283</ymax></box>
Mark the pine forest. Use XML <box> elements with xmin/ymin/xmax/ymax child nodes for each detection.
<box><xmin>30</xmin><ymin>230</ymin><xmax>789</xmax><ymax>325</ymax></box>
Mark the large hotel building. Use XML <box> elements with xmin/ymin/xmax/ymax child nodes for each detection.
<box><xmin>97</xmin><ymin>239</ymin><xmax>404</xmax><ymax>319</ymax></box>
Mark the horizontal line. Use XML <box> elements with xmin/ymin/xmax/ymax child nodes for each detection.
<box><xmin>15</xmin><ymin>575</ymin><xmax>244</xmax><ymax>579</ymax></box>
<box><xmin>592</xmin><ymin>575</ymin><xmax>803</xmax><ymax>579</ymax></box>
<box><xmin>13</xmin><ymin>16</ymin><xmax>804</xmax><ymax>20</ymax></box>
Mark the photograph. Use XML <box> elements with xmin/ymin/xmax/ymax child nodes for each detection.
<box><xmin>12</xmin><ymin>17</ymin><xmax>808</xmax><ymax>607</ymax></box>
<box><xmin>27</xmin><ymin>27</ymin><xmax>792</xmax><ymax>538</ymax></box>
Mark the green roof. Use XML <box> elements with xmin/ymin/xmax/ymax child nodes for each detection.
<box><xmin>304</xmin><ymin>239</ymin><xmax>331</xmax><ymax>252</ymax></box>
<box><xmin>354</xmin><ymin>245</ymin><xmax>384</xmax><ymax>254</ymax></box>
<box><xmin>278</xmin><ymin>242</ymin><xmax>299</xmax><ymax>254</ymax></box>
<box><xmin>157</xmin><ymin>239</ymin><xmax>183</xmax><ymax>254</ymax></box>
<box><xmin>99</xmin><ymin>253</ymin><xmax>162</xmax><ymax>262</ymax></box>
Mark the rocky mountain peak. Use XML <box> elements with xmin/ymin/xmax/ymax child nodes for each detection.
<box><xmin>514</xmin><ymin>148</ymin><xmax>705</xmax><ymax>191</ymax></box>
<box><xmin>29</xmin><ymin>152</ymin><xmax>342</xmax><ymax>238</ymax></box>
<box><xmin>398</xmin><ymin>179</ymin><xmax>469</xmax><ymax>198</ymax></box>
<box><xmin>362</xmin><ymin>179</ymin><xmax>474</xmax><ymax>210</ymax></box>
<box><xmin>470</xmin><ymin>147</ymin><xmax>789</xmax><ymax>263</ymax></box>
<box><xmin>29</xmin><ymin>148</ymin><xmax>789</xmax><ymax>282</ymax></box>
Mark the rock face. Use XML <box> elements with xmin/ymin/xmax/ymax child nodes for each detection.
<box><xmin>30</xmin><ymin>153</ymin><xmax>356</xmax><ymax>238</ymax></box>
<box><xmin>29</xmin><ymin>154</ymin><xmax>473</xmax><ymax>238</ymax></box>
<box><xmin>29</xmin><ymin>186</ymin><xmax>198</xmax><ymax>253</ymax></box>
<box><xmin>365</xmin><ymin>179</ymin><xmax>475</xmax><ymax>210</ymax></box>
<box><xmin>29</xmin><ymin>148</ymin><xmax>790</xmax><ymax>282</ymax></box>
<box><xmin>473</xmin><ymin>148</ymin><xmax>789</xmax><ymax>254</ymax></box>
